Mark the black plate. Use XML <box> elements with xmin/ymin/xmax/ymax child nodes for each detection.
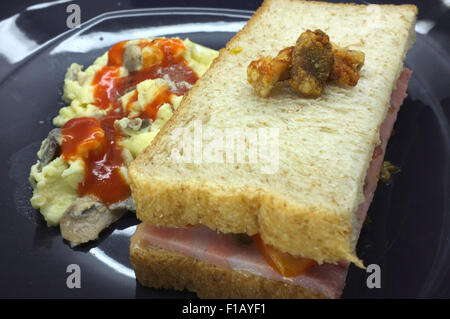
<box><xmin>1</xmin><ymin>0</ymin><xmax>449</xmax><ymax>298</ymax></box>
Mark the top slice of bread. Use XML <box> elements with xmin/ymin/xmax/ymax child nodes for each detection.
<box><xmin>129</xmin><ymin>0</ymin><xmax>417</xmax><ymax>265</ymax></box>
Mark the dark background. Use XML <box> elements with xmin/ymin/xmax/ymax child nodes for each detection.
<box><xmin>1</xmin><ymin>0</ymin><xmax>449</xmax><ymax>80</ymax></box>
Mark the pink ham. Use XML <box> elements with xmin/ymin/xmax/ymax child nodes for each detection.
<box><xmin>356</xmin><ymin>68</ymin><xmax>413</xmax><ymax>232</ymax></box>
<box><xmin>136</xmin><ymin>68</ymin><xmax>412</xmax><ymax>298</ymax></box>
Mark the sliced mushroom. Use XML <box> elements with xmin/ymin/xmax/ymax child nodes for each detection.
<box><xmin>114</xmin><ymin>117</ymin><xmax>152</xmax><ymax>136</ymax></box>
<box><xmin>60</xmin><ymin>197</ymin><xmax>127</xmax><ymax>246</ymax></box>
<box><xmin>138</xmin><ymin>118</ymin><xmax>152</xmax><ymax>130</ymax></box>
<box><xmin>123</xmin><ymin>44</ymin><xmax>142</xmax><ymax>72</ymax></box>
<box><xmin>38</xmin><ymin>128</ymin><xmax>62</xmax><ymax>171</ymax></box>
<box><xmin>108</xmin><ymin>196</ymin><xmax>135</xmax><ymax>212</ymax></box>
<box><xmin>124</xmin><ymin>118</ymin><xmax>152</xmax><ymax>131</ymax></box>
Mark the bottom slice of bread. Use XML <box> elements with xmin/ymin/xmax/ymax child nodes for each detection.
<box><xmin>130</xmin><ymin>241</ymin><xmax>328</xmax><ymax>299</ymax></box>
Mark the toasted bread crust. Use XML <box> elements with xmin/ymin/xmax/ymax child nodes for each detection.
<box><xmin>130</xmin><ymin>229</ymin><xmax>328</xmax><ymax>299</ymax></box>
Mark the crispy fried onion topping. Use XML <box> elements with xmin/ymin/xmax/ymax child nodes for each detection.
<box><xmin>247</xmin><ymin>29</ymin><xmax>365</xmax><ymax>98</ymax></box>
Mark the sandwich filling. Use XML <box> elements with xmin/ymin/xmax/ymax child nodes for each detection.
<box><xmin>132</xmin><ymin>68</ymin><xmax>412</xmax><ymax>298</ymax></box>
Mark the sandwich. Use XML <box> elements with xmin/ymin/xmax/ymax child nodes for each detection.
<box><xmin>128</xmin><ymin>0</ymin><xmax>417</xmax><ymax>298</ymax></box>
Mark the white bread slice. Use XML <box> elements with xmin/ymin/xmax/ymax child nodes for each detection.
<box><xmin>129</xmin><ymin>0</ymin><xmax>417</xmax><ymax>265</ymax></box>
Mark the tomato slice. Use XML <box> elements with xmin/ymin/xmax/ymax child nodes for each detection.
<box><xmin>253</xmin><ymin>234</ymin><xmax>317</xmax><ymax>277</ymax></box>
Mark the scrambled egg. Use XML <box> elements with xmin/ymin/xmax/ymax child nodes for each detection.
<box><xmin>30</xmin><ymin>158</ymin><xmax>84</xmax><ymax>226</ymax></box>
<box><xmin>30</xmin><ymin>38</ymin><xmax>218</xmax><ymax>226</ymax></box>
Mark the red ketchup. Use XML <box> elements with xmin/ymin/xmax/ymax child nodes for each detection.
<box><xmin>61</xmin><ymin>39</ymin><xmax>199</xmax><ymax>205</ymax></box>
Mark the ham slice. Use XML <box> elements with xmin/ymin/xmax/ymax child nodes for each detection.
<box><xmin>134</xmin><ymin>68</ymin><xmax>412</xmax><ymax>298</ymax></box>
<box><xmin>356</xmin><ymin>68</ymin><xmax>413</xmax><ymax>232</ymax></box>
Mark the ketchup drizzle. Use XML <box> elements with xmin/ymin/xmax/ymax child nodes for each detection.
<box><xmin>61</xmin><ymin>39</ymin><xmax>198</xmax><ymax>205</ymax></box>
